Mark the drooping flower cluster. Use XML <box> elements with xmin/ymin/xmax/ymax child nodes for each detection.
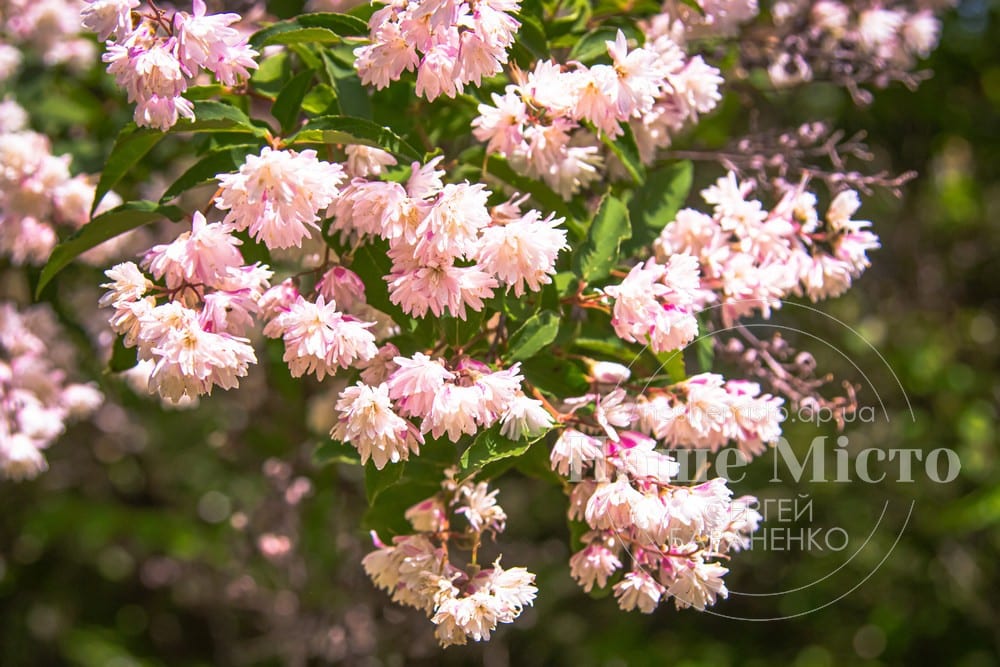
<box><xmin>216</xmin><ymin>147</ymin><xmax>345</xmax><ymax>250</ymax></box>
<box><xmin>85</xmin><ymin>0</ymin><xmax>258</xmax><ymax>130</ymax></box>
<box><xmin>0</xmin><ymin>98</ymin><xmax>122</xmax><ymax>265</ymax></box>
<box><xmin>331</xmin><ymin>157</ymin><xmax>568</xmax><ymax>319</ymax></box>
<box><xmin>472</xmin><ymin>30</ymin><xmax>723</xmax><ymax>197</ymax></box>
<box><xmin>0</xmin><ymin>0</ymin><xmax>97</xmax><ymax>76</ymax></box>
<box><xmin>654</xmin><ymin>172</ymin><xmax>880</xmax><ymax>323</ymax></box>
<box><xmin>602</xmin><ymin>253</ymin><xmax>702</xmax><ymax>353</ymax></box>
<box><xmin>363</xmin><ymin>472</ymin><xmax>537</xmax><ymax>647</ymax></box>
<box><xmin>0</xmin><ymin>301</ymin><xmax>103</xmax><ymax>480</ymax></box>
<box><xmin>637</xmin><ymin>372</ymin><xmax>784</xmax><ymax>459</ymax></box>
<box><xmin>550</xmin><ymin>426</ymin><xmax>761</xmax><ymax>613</ymax></box>
<box><xmin>355</xmin><ymin>0</ymin><xmax>521</xmax><ymax>101</ymax></box>
<box><xmin>100</xmin><ymin>212</ymin><xmax>270</xmax><ymax>402</ymax></box>
<box><xmin>332</xmin><ymin>352</ymin><xmax>551</xmax><ymax>468</ymax></box>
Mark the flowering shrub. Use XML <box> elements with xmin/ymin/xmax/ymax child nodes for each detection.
<box><xmin>1</xmin><ymin>0</ymin><xmax>952</xmax><ymax>652</ymax></box>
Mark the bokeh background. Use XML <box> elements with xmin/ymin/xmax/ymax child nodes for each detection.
<box><xmin>1</xmin><ymin>1</ymin><xmax>998</xmax><ymax>665</ymax></box>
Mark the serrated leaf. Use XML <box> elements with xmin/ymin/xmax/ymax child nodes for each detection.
<box><xmin>314</xmin><ymin>439</ymin><xmax>362</xmax><ymax>466</ymax></box>
<box><xmin>573</xmin><ymin>194</ymin><xmax>631</xmax><ymax>283</ymax></box>
<box><xmin>159</xmin><ymin>145</ymin><xmax>258</xmax><ymax>202</ymax></box>
<box><xmin>272</xmin><ymin>69</ymin><xmax>316</xmax><ymax>133</ymax></box>
<box><xmin>624</xmin><ymin>160</ymin><xmax>692</xmax><ymax>254</ymax></box>
<box><xmin>290</xmin><ymin>115</ymin><xmax>421</xmax><ymax>162</ymax></box>
<box><xmin>600</xmin><ymin>123</ymin><xmax>645</xmax><ymax>184</ymax></box>
<box><xmin>460</xmin><ymin>426</ymin><xmax>539</xmax><ymax>472</ymax></box>
<box><xmin>108</xmin><ymin>335</ymin><xmax>138</xmax><ymax>373</ymax></box>
<box><xmin>91</xmin><ymin>124</ymin><xmax>164</xmax><ymax>216</ymax></box>
<box><xmin>37</xmin><ymin>201</ymin><xmax>185</xmax><ymax>297</ymax></box>
<box><xmin>365</xmin><ymin>461</ymin><xmax>405</xmax><ymax>503</ymax></box>
<box><xmin>507</xmin><ymin>309</ymin><xmax>560</xmax><ymax>362</ymax></box>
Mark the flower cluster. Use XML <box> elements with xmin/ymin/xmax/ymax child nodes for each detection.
<box><xmin>0</xmin><ymin>98</ymin><xmax>121</xmax><ymax>265</ymax></box>
<box><xmin>472</xmin><ymin>30</ymin><xmax>722</xmax><ymax>197</ymax></box>
<box><xmin>0</xmin><ymin>0</ymin><xmax>97</xmax><ymax>77</ymax></box>
<box><xmin>637</xmin><ymin>372</ymin><xmax>784</xmax><ymax>459</ymax></box>
<box><xmin>216</xmin><ymin>147</ymin><xmax>345</xmax><ymax>250</ymax></box>
<box><xmin>333</xmin><ymin>352</ymin><xmax>551</xmax><ymax>468</ymax></box>
<box><xmin>363</xmin><ymin>472</ymin><xmax>537</xmax><ymax>647</ymax></box>
<box><xmin>551</xmin><ymin>427</ymin><xmax>760</xmax><ymax>612</ymax></box>
<box><xmin>649</xmin><ymin>0</ymin><xmax>760</xmax><ymax>43</ymax></box>
<box><xmin>100</xmin><ymin>212</ymin><xmax>271</xmax><ymax>402</ymax></box>
<box><xmin>355</xmin><ymin>0</ymin><xmax>521</xmax><ymax>101</ymax></box>
<box><xmin>602</xmin><ymin>254</ymin><xmax>701</xmax><ymax>354</ymax></box>
<box><xmin>85</xmin><ymin>0</ymin><xmax>258</xmax><ymax>130</ymax></box>
<box><xmin>654</xmin><ymin>172</ymin><xmax>880</xmax><ymax>323</ymax></box>
<box><xmin>0</xmin><ymin>301</ymin><xmax>103</xmax><ymax>480</ymax></box>
<box><xmin>331</xmin><ymin>157</ymin><xmax>568</xmax><ymax>318</ymax></box>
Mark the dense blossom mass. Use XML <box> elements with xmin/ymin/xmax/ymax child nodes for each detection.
<box><xmin>82</xmin><ymin>0</ymin><xmax>258</xmax><ymax>129</ymax></box>
<box><xmin>0</xmin><ymin>302</ymin><xmax>103</xmax><ymax>479</ymax></box>
<box><xmin>0</xmin><ymin>0</ymin><xmax>949</xmax><ymax>653</ymax></box>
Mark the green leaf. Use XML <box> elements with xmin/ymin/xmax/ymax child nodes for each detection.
<box><xmin>365</xmin><ymin>461</ymin><xmax>405</xmax><ymax>504</ymax></box>
<box><xmin>159</xmin><ymin>145</ymin><xmax>258</xmax><ymax>202</ymax></box>
<box><xmin>297</xmin><ymin>12</ymin><xmax>369</xmax><ymax>34</ymax></box>
<box><xmin>91</xmin><ymin>125</ymin><xmax>164</xmax><ymax>216</ymax></box>
<box><xmin>37</xmin><ymin>201</ymin><xmax>185</xmax><ymax>297</ymax></box>
<box><xmin>510</xmin><ymin>12</ymin><xmax>548</xmax><ymax>67</ymax></box>
<box><xmin>108</xmin><ymin>335</ymin><xmax>138</xmax><ymax>373</ymax></box>
<box><xmin>249</xmin><ymin>13</ymin><xmax>367</xmax><ymax>49</ymax></box>
<box><xmin>321</xmin><ymin>47</ymin><xmax>372</xmax><ymax>119</ymax></box>
<box><xmin>251</xmin><ymin>49</ymin><xmax>293</xmax><ymax>98</ymax></box>
<box><xmin>460</xmin><ymin>426</ymin><xmax>539</xmax><ymax>472</ymax></box>
<box><xmin>523</xmin><ymin>356</ymin><xmax>590</xmax><ymax>397</ymax></box>
<box><xmin>507</xmin><ymin>310</ymin><xmax>561</xmax><ymax>362</ymax></box>
<box><xmin>172</xmin><ymin>100</ymin><xmax>265</xmax><ymax>135</ymax></box>
<box><xmin>272</xmin><ymin>69</ymin><xmax>316</xmax><ymax>133</ymax></box>
<box><xmin>600</xmin><ymin>123</ymin><xmax>645</xmax><ymax>184</ymax></box>
<box><xmin>301</xmin><ymin>83</ymin><xmax>339</xmax><ymax>115</ymax></box>
<box><xmin>573</xmin><ymin>194</ymin><xmax>631</xmax><ymax>283</ymax></box>
<box><xmin>567</xmin><ymin>26</ymin><xmax>619</xmax><ymax>64</ymax></box>
<box><xmin>656</xmin><ymin>350</ymin><xmax>686</xmax><ymax>383</ymax></box>
<box><xmin>290</xmin><ymin>115</ymin><xmax>421</xmax><ymax>162</ymax></box>
<box><xmin>347</xmin><ymin>239</ymin><xmax>399</xmax><ymax>317</ymax></box>
<box><xmin>696</xmin><ymin>333</ymin><xmax>714</xmax><ymax>373</ymax></box>
<box><xmin>314</xmin><ymin>439</ymin><xmax>362</xmax><ymax>466</ymax></box>
<box><xmin>624</xmin><ymin>160</ymin><xmax>692</xmax><ymax>254</ymax></box>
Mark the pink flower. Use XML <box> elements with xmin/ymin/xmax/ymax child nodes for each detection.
<box><xmin>499</xmin><ymin>394</ymin><xmax>553</xmax><ymax>440</ymax></box>
<box><xmin>386</xmin><ymin>255</ymin><xmax>497</xmax><ymax>320</ymax></box>
<box><xmin>316</xmin><ymin>266</ymin><xmax>366</xmax><ymax>312</ymax></box>
<box><xmin>263</xmin><ymin>295</ymin><xmax>377</xmax><ymax>380</ymax></box>
<box><xmin>216</xmin><ymin>147</ymin><xmax>345</xmax><ymax>249</ymax></box>
<box><xmin>80</xmin><ymin>0</ymin><xmax>138</xmax><ymax>41</ymax></box>
<box><xmin>173</xmin><ymin>0</ymin><xmax>258</xmax><ymax>85</ymax></box>
<box><xmin>613</xmin><ymin>570</ymin><xmax>664</xmax><ymax>613</ymax></box>
<box><xmin>569</xmin><ymin>541</ymin><xmax>622</xmax><ymax>592</ymax></box>
<box><xmin>332</xmin><ymin>382</ymin><xmax>422</xmax><ymax>469</ymax></box>
<box><xmin>476</xmin><ymin>208</ymin><xmax>568</xmax><ymax>296</ymax></box>
<box><xmin>386</xmin><ymin>352</ymin><xmax>454</xmax><ymax>418</ymax></box>
<box><xmin>414</xmin><ymin>182</ymin><xmax>492</xmax><ymax>261</ymax></box>
<box><xmin>550</xmin><ymin>428</ymin><xmax>604</xmax><ymax>477</ymax></box>
<box><xmin>142</xmin><ymin>211</ymin><xmax>244</xmax><ymax>289</ymax></box>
